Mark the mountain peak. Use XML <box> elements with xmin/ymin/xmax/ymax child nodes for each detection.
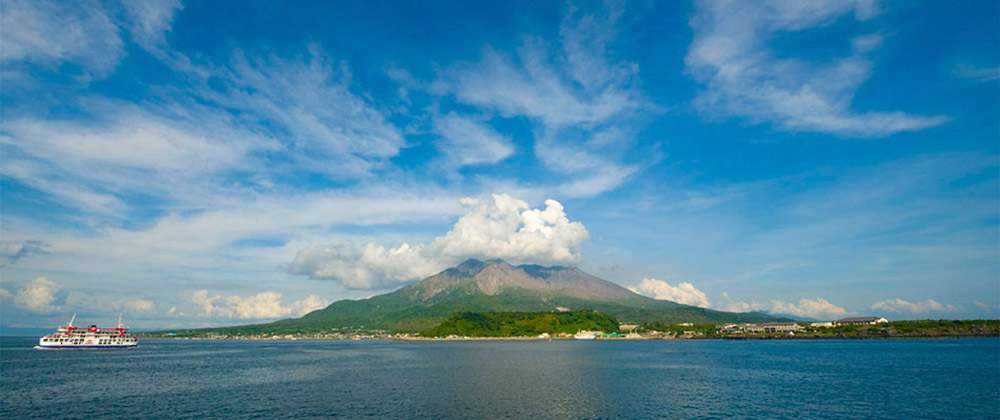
<box><xmin>413</xmin><ymin>259</ymin><xmax>633</xmax><ymax>301</ymax></box>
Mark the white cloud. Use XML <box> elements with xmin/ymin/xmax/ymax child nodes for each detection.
<box><xmin>12</xmin><ymin>277</ymin><xmax>61</xmax><ymax>314</ymax></box>
<box><xmin>290</xmin><ymin>243</ymin><xmax>441</xmax><ymax>289</ymax></box>
<box><xmin>718</xmin><ymin>293</ymin><xmax>848</xmax><ymax>319</ymax></box>
<box><xmin>433</xmin><ymin>195</ymin><xmax>589</xmax><ymax>262</ymax></box>
<box><xmin>119</xmin><ymin>0</ymin><xmax>183</xmax><ymax>50</ymax></box>
<box><xmin>1</xmin><ymin>0</ymin><xmax>183</xmax><ymax>81</ymax></box>
<box><xmin>210</xmin><ymin>47</ymin><xmax>404</xmax><ymax>177</ymax></box>
<box><xmin>0</xmin><ymin>240</ymin><xmax>46</xmax><ymax>266</ymax></box>
<box><xmin>628</xmin><ymin>278</ymin><xmax>711</xmax><ymax>308</ymax></box>
<box><xmin>118</xmin><ymin>299</ymin><xmax>155</xmax><ymax>313</ymax></box>
<box><xmin>190</xmin><ymin>290</ymin><xmax>328</xmax><ymax>320</ymax></box>
<box><xmin>686</xmin><ymin>0</ymin><xmax>947</xmax><ymax>137</ymax></box>
<box><xmin>440</xmin><ymin>3</ymin><xmax>645</xmax><ymax>197</ymax></box>
<box><xmin>1</xmin><ymin>0</ymin><xmax>123</xmax><ymax>78</ymax></box>
<box><xmin>0</xmin><ymin>288</ymin><xmax>11</xmax><ymax>300</ymax></box>
<box><xmin>291</xmin><ymin>193</ymin><xmax>590</xmax><ymax>289</ymax></box>
<box><xmin>871</xmin><ymin>298</ymin><xmax>957</xmax><ymax>314</ymax></box>
<box><xmin>768</xmin><ymin>298</ymin><xmax>848</xmax><ymax>319</ymax></box>
<box><xmin>972</xmin><ymin>300</ymin><xmax>991</xmax><ymax>311</ymax></box>
<box><xmin>954</xmin><ymin>65</ymin><xmax>1000</xmax><ymax>82</ymax></box>
<box><xmin>433</xmin><ymin>112</ymin><xmax>515</xmax><ymax>168</ymax></box>
<box><xmin>3</xmin><ymin>108</ymin><xmax>263</xmax><ymax>175</ymax></box>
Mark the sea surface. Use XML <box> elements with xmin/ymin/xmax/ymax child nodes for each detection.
<box><xmin>1</xmin><ymin>337</ymin><xmax>997</xmax><ymax>419</ymax></box>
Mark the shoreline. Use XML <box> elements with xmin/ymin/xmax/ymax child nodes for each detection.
<box><xmin>131</xmin><ymin>334</ymin><xmax>1000</xmax><ymax>342</ymax></box>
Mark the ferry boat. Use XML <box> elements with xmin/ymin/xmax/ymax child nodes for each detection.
<box><xmin>35</xmin><ymin>314</ymin><xmax>138</xmax><ymax>349</ymax></box>
<box><xmin>574</xmin><ymin>331</ymin><xmax>596</xmax><ymax>340</ymax></box>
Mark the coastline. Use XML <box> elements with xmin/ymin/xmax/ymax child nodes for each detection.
<box><xmin>135</xmin><ymin>333</ymin><xmax>1000</xmax><ymax>342</ymax></box>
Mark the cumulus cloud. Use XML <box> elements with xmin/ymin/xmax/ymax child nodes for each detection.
<box><xmin>11</xmin><ymin>277</ymin><xmax>62</xmax><ymax>313</ymax></box>
<box><xmin>291</xmin><ymin>194</ymin><xmax>590</xmax><ymax>289</ymax></box>
<box><xmin>0</xmin><ymin>240</ymin><xmax>47</xmax><ymax>266</ymax></box>
<box><xmin>718</xmin><ymin>293</ymin><xmax>849</xmax><ymax>319</ymax></box>
<box><xmin>190</xmin><ymin>290</ymin><xmax>328</xmax><ymax>319</ymax></box>
<box><xmin>871</xmin><ymin>298</ymin><xmax>957</xmax><ymax>314</ymax></box>
<box><xmin>0</xmin><ymin>288</ymin><xmax>11</xmax><ymax>300</ymax></box>
<box><xmin>628</xmin><ymin>278</ymin><xmax>711</xmax><ymax>308</ymax></box>
<box><xmin>290</xmin><ymin>243</ymin><xmax>442</xmax><ymax>290</ymax></box>
<box><xmin>686</xmin><ymin>0</ymin><xmax>947</xmax><ymax>137</ymax></box>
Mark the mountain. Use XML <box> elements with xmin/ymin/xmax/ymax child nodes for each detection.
<box><xmin>195</xmin><ymin>259</ymin><xmax>790</xmax><ymax>335</ymax></box>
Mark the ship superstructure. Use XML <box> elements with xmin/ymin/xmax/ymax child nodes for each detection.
<box><xmin>36</xmin><ymin>314</ymin><xmax>138</xmax><ymax>349</ymax></box>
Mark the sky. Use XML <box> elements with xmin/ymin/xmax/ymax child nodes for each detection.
<box><xmin>1</xmin><ymin>0</ymin><xmax>998</xmax><ymax>330</ymax></box>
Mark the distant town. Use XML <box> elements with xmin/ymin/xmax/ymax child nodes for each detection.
<box><xmin>144</xmin><ymin>316</ymin><xmax>998</xmax><ymax>341</ymax></box>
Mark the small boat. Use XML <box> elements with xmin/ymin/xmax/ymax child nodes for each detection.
<box><xmin>35</xmin><ymin>314</ymin><xmax>138</xmax><ymax>349</ymax></box>
<box><xmin>574</xmin><ymin>331</ymin><xmax>596</xmax><ymax>340</ymax></box>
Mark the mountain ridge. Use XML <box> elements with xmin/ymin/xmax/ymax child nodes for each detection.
<box><xmin>173</xmin><ymin>259</ymin><xmax>791</xmax><ymax>335</ymax></box>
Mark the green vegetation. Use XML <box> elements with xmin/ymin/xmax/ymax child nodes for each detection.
<box><xmin>148</xmin><ymin>284</ymin><xmax>789</xmax><ymax>338</ymax></box>
<box><xmin>888</xmin><ymin>319</ymin><xmax>1000</xmax><ymax>336</ymax></box>
<box><xmin>807</xmin><ymin>320</ymin><xmax>1000</xmax><ymax>338</ymax></box>
<box><xmin>423</xmin><ymin>310</ymin><xmax>619</xmax><ymax>337</ymax></box>
<box><xmin>722</xmin><ymin>320</ymin><xmax>1000</xmax><ymax>339</ymax></box>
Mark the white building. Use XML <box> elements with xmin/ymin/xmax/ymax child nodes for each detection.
<box><xmin>744</xmin><ymin>322</ymin><xmax>805</xmax><ymax>333</ymax></box>
<box><xmin>835</xmin><ymin>317</ymin><xmax>889</xmax><ymax>326</ymax></box>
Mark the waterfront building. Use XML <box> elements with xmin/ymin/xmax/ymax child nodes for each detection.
<box><xmin>619</xmin><ymin>324</ymin><xmax>639</xmax><ymax>332</ymax></box>
<box><xmin>810</xmin><ymin>321</ymin><xmax>834</xmax><ymax>328</ymax></box>
<box><xmin>744</xmin><ymin>322</ymin><xmax>804</xmax><ymax>333</ymax></box>
<box><xmin>835</xmin><ymin>317</ymin><xmax>889</xmax><ymax>326</ymax></box>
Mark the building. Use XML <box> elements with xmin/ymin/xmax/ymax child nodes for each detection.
<box><xmin>619</xmin><ymin>324</ymin><xmax>639</xmax><ymax>332</ymax></box>
<box><xmin>810</xmin><ymin>321</ymin><xmax>834</xmax><ymax>328</ymax></box>
<box><xmin>835</xmin><ymin>317</ymin><xmax>889</xmax><ymax>326</ymax></box>
<box><xmin>743</xmin><ymin>322</ymin><xmax>804</xmax><ymax>333</ymax></box>
<box><xmin>723</xmin><ymin>322</ymin><xmax>804</xmax><ymax>334</ymax></box>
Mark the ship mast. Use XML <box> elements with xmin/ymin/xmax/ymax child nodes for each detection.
<box><xmin>117</xmin><ymin>313</ymin><xmax>124</xmax><ymax>329</ymax></box>
<box><xmin>68</xmin><ymin>313</ymin><xmax>76</xmax><ymax>327</ymax></box>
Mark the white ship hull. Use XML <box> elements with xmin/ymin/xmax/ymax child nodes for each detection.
<box><xmin>36</xmin><ymin>314</ymin><xmax>138</xmax><ymax>350</ymax></box>
<box><xmin>35</xmin><ymin>344</ymin><xmax>137</xmax><ymax>349</ymax></box>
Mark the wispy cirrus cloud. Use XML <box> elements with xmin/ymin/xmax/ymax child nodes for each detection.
<box><xmin>686</xmin><ymin>0</ymin><xmax>948</xmax><ymax>137</ymax></box>
<box><xmin>1</xmin><ymin>0</ymin><xmax>182</xmax><ymax>81</ymax></box>
<box><xmin>953</xmin><ymin>64</ymin><xmax>1000</xmax><ymax>82</ymax></box>
<box><xmin>202</xmin><ymin>47</ymin><xmax>406</xmax><ymax>178</ymax></box>
<box><xmin>432</xmin><ymin>112</ymin><xmax>515</xmax><ymax>169</ymax></box>
<box><xmin>439</xmin><ymin>2</ymin><xmax>646</xmax><ymax>197</ymax></box>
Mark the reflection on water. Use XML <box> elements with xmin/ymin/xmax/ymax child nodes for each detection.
<box><xmin>1</xmin><ymin>337</ymin><xmax>997</xmax><ymax>419</ymax></box>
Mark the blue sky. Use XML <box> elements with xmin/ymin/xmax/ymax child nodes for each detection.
<box><xmin>1</xmin><ymin>0</ymin><xmax>997</xmax><ymax>329</ymax></box>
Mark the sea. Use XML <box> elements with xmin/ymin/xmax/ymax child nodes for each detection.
<box><xmin>1</xmin><ymin>337</ymin><xmax>997</xmax><ymax>419</ymax></box>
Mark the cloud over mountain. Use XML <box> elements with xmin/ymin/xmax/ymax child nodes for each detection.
<box><xmin>629</xmin><ymin>278</ymin><xmax>712</xmax><ymax>308</ymax></box>
<box><xmin>290</xmin><ymin>194</ymin><xmax>589</xmax><ymax>289</ymax></box>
